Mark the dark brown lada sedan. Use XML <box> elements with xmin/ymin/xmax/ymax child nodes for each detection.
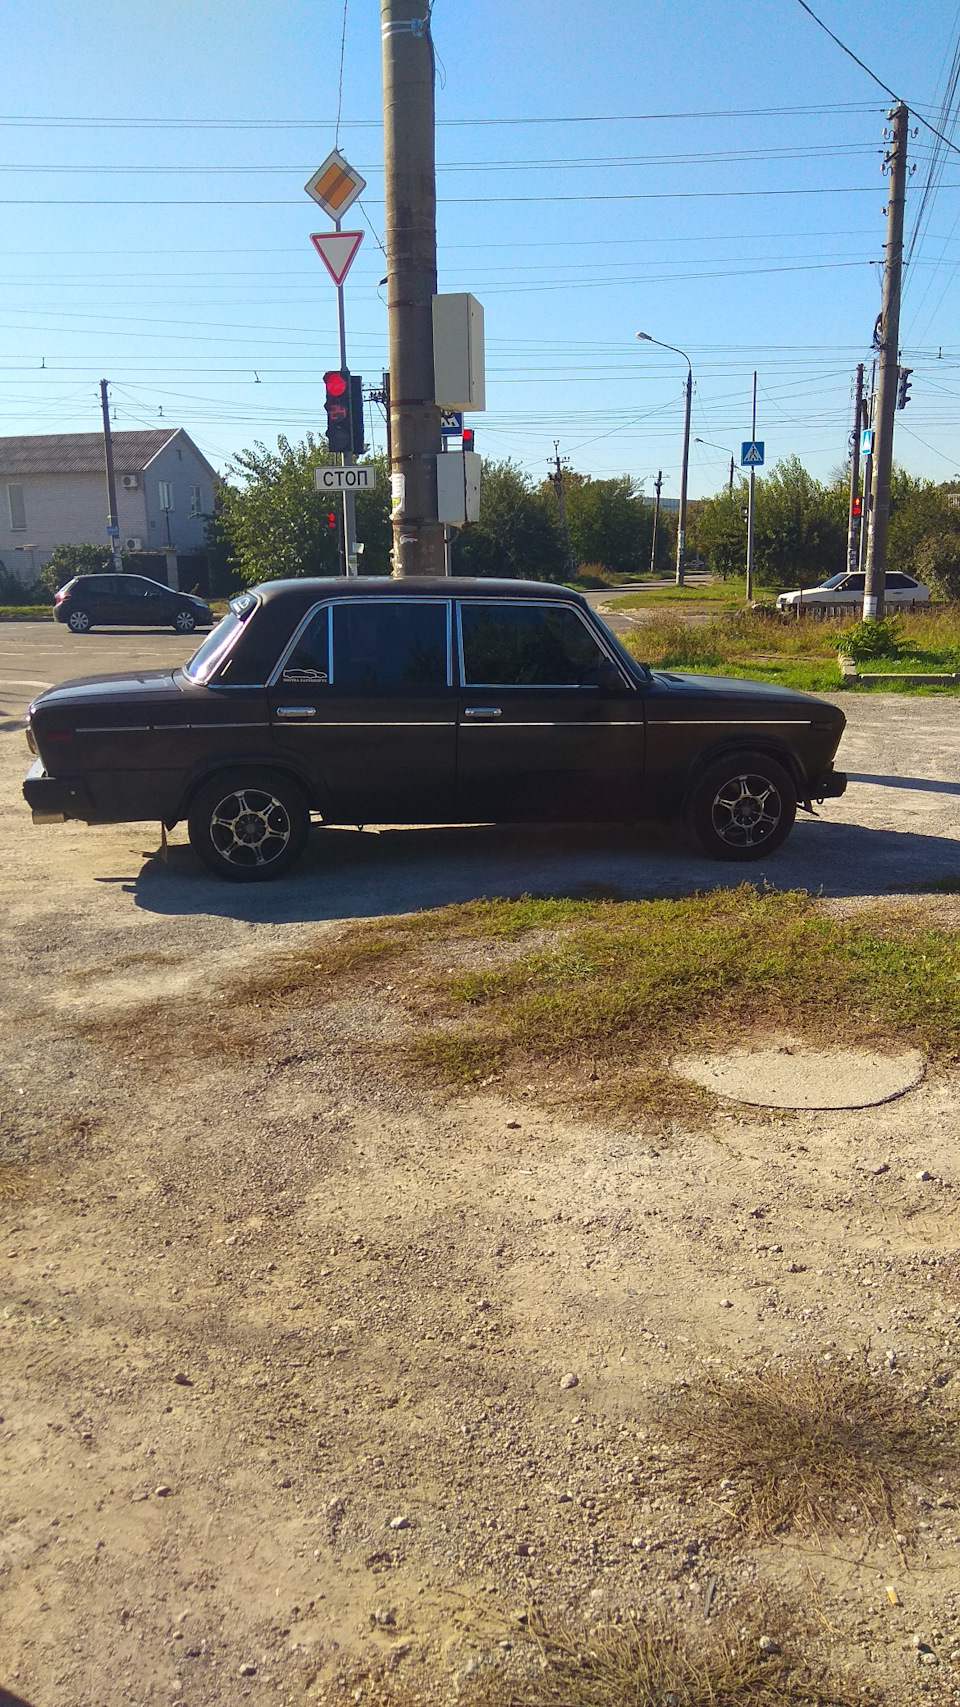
<box><xmin>23</xmin><ymin>577</ymin><xmax>846</xmax><ymax>881</ymax></box>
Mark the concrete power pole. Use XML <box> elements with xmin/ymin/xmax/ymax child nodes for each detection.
<box><xmin>864</xmin><ymin>102</ymin><xmax>908</xmax><ymax>621</ymax></box>
<box><xmin>649</xmin><ymin>470</ymin><xmax>662</xmax><ymax>575</ymax></box>
<box><xmin>550</xmin><ymin>443</ymin><xmax>576</xmax><ymax>578</ymax></box>
<box><xmin>100</xmin><ymin>379</ymin><xmax>123</xmax><ymax>575</ymax></box>
<box><xmin>847</xmin><ymin>362</ymin><xmax>864</xmax><ymax>574</ymax></box>
<box><xmin>380</xmin><ymin>0</ymin><xmax>443</xmax><ymax>576</ymax></box>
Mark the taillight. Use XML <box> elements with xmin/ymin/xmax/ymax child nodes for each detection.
<box><xmin>54</xmin><ymin>589</ymin><xmax>66</xmax><ymax>603</ymax></box>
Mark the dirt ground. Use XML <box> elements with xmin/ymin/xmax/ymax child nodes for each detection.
<box><xmin>4</xmin><ymin>626</ymin><xmax>960</xmax><ymax>1705</ymax></box>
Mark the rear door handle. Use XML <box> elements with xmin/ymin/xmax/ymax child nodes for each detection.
<box><xmin>464</xmin><ymin>706</ymin><xmax>502</xmax><ymax>719</ymax></box>
<box><xmin>275</xmin><ymin>705</ymin><xmax>317</xmax><ymax>719</ymax></box>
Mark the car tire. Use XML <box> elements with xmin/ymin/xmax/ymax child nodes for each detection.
<box><xmin>173</xmin><ymin>608</ymin><xmax>197</xmax><ymax>634</ymax></box>
<box><xmin>187</xmin><ymin>768</ymin><xmax>310</xmax><ymax>882</ymax></box>
<box><xmin>685</xmin><ymin>749</ymin><xmax>797</xmax><ymax>861</ymax></box>
<box><xmin>67</xmin><ymin>608</ymin><xmax>92</xmax><ymax>634</ymax></box>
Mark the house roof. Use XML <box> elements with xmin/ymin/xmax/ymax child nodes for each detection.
<box><xmin>0</xmin><ymin>429</ymin><xmax>217</xmax><ymax>478</ymax></box>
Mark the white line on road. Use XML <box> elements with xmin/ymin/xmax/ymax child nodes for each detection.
<box><xmin>0</xmin><ymin>678</ymin><xmax>54</xmax><ymax>688</ymax></box>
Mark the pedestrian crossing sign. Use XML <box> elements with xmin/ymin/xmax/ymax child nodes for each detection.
<box><xmin>741</xmin><ymin>441</ymin><xmax>765</xmax><ymax>466</ymax></box>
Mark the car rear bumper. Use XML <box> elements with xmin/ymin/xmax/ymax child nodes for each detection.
<box><xmin>23</xmin><ymin>758</ymin><xmax>95</xmax><ymax>823</ymax></box>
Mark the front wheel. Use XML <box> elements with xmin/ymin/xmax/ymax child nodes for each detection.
<box><xmin>685</xmin><ymin>750</ymin><xmax>796</xmax><ymax>861</ymax></box>
<box><xmin>188</xmin><ymin>769</ymin><xmax>310</xmax><ymax>882</ymax></box>
<box><xmin>173</xmin><ymin>607</ymin><xmax>197</xmax><ymax>634</ymax></box>
<box><xmin>67</xmin><ymin>608</ymin><xmax>92</xmax><ymax>634</ymax></box>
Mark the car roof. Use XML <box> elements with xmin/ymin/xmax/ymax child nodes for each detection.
<box><xmin>250</xmin><ymin>575</ymin><xmax>586</xmax><ymax>604</ymax></box>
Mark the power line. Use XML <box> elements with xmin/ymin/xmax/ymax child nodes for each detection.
<box><xmin>0</xmin><ymin>102</ymin><xmax>883</xmax><ymax>130</ymax></box>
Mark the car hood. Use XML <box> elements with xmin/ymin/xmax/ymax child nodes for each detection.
<box><xmin>29</xmin><ymin>669</ymin><xmax>183</xmax><ymax>714</ymax></box>
<box><xmin>651</xmin><ymin>670</ymin><xmax>841</xmax><ymax>715</ymax></box>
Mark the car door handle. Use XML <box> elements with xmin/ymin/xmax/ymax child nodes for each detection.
<box><xmin>275</xmin><ymin>705</ymin><xmax>317</xmax><ymax>719</ymax></box>
<box><xmin>463</xmin><ymin>706</ymin><xmax>502</xmax><ymax>718</ymax></box>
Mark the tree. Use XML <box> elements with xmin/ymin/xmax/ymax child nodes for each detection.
<box><xmin>914</xmin><ymin>530</ymin><xmax>960</xmax><ymax>600</ymax></box>
<box><xmin>39</xmin><ymin>543</ymin><xmax>113</xmax><ymax>593</ymax></box>
<box><xmin>451</xmin><ymin>459</ymin><xmax>565</xmax><ymax>580</ymax></box>
<box><xmin>887</xmin><ymin>471</ymin><xmax>957</xmax><ymax>574</ymax></box>
<box><xmin>217</xmin><ymin>434</ymin><xmax>391</xmax><ymax>584</ymax></box>
<box><xmin>559</xmin><ymin>474</ymin><xmax>651</xmax><ymax>575</ymax></box>
<box><xmin>688</xmin><ymin>457</ymin><xmax>846</xmax><ymax>586</ymax></box>
<box><xmin>688</xmin><ymin>486</ymin><xmax>747</xmax><ymax>579</ymax></box>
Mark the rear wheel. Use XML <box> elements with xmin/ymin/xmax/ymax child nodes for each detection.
<box><xmin>188</xmin><ymin>769</ymin><xmax>310</xmax><ymax>882</ymax></box>
<box><xmin>173</xmin><ymin>607</ymin><xmax>197</xmax><ymax>634</ymax></box>
<box><xmin>686</xmin><ymin>750</ymin><xmax>796</xmax><ymax>861</ymax></box>
<box><xmin>67</xmin><ymin>608</ymin><xmax>92</xmax><ymax>634</ymax></box>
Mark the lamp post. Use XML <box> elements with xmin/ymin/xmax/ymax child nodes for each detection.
<box><xmin>694</xmin><ymin>437</ymin><xmax>736</xmax><ymax>494</ymax></box>
<box><xmin>637</xmin><ymin>332</ymin><xmax>692</xmax><ymax>586</ymax></box>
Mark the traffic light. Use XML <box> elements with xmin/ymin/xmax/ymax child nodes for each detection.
<box><xmin>323</xmin><ymin>369</ymin><xmax>366</xmax><ymax>453</ymax></box>
<box><xmin>323</xmin><ymin>369</ymin><xmax>352</xmax><ymax>452</ymax></box>
<box><xmin>325</xmin><ymin>509</ymin><xmax>337</xmax><ymax>532</ymax></box>
<box><xmin>852</xmin><ymin>493</ymin><xmax>862</xmax><ymax>517</ymax></box>
<box><xmin>462</xmin><ymin>427</ymin><xmax>475</xmax><ymax>453</ymax></box>
<box><xmin>897</xmin><ymin>367</ymin><xmax>913</xmax><ymax>410</ymax></box>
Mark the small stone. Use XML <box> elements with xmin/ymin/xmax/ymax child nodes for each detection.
<box><xmin>516</xmin><ymin>1541</ymin><xmax>530</xmax><ymax>1556</ymax></box>
<box><xmin>921</xmin><ymin>1652</ymin><xmax>939</xmax><ymax>1666</ymax></box>
<box><xmin>917</xmin><ymin>1169</ymin><xmax>933</xmax><ymax>1182</ymax></box>
<box><xmin>911</xmin><ymin>1634</ymin><xmax>925</xmax><ymax>1649</ymax></box>
<box><xmin>719</xmin><ymin>1298</ymin><xmax>733</xmax><ymax>1310</ymax></box>
<box><xmin>389</xmin><ymin>1515</ymin><xmax>410</xmax><ymax>1530</ymax></box>
<box><xmin>372</xmin><ymin>1608</ymin><xmax>396</xmax><ymax>1627</ymax></box>
<box><xmin>172</xmin><ymin>1372</ymin><xmax>192</xmax><ymax>1386</ymax></box>
<box><xmin>886</xmin><ymin>1350</ymin><xmax>897</xmax><ymax>1369</ymax></box>
<box><xmin>871</xmin><ymin>1162</ymin><xmax>890</xmax><ymax>1175</ymax></box>
<box><xmin>154</xmin><ymin>1485</ymin><xmax>172</xmax><ymax>1498</ymax></box>
<box><xmin>278</xmin><ymin>1477</ymin><xmax>292</xmax><ymax>1489</ymax></box>
<box><xmin>238</xmin><ymin>1662</ymin><xmax>257</xmax><ymax>1676</ymax></box>
<box><xmin>758</xmin><ymin>1635</ymin><xmax>780</xmax><ymax>1654</ymax></box>
<box><xmin>786</xmin><ymin>1262</ymin><xmax>806</xmax><ymax>1274</ymax></box>
<box><xmin>506</xmin><ymin>1121</ymin><xmax>521</xmax><ymax>1130</ymax></box>
<box><xmin>559</xmin><ymin>1373</ymin><xmax>579</xmax><ymax>1390</ymax></box>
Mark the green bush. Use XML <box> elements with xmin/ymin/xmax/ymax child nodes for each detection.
<box><xmin>833</xmin><ymin>617</ymin><xmax>903</xmax><ymax>662</ymax></box>
<box><xmin>914</xmin><ymin>530</ymin><xmax>960</xmax><ymax>601</ymax></box>
<box><xmin>38</xmin><ymin>543</ymin><xmax>113</xmax><ymax>593</ymax></box>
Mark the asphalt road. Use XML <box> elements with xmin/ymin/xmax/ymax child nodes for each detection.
<box><xmin>2</xmin><ymin>621</ymin><xmax>960</xmax><ymax>921</ymax></box>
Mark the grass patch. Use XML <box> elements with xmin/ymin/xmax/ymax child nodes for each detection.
<box><xmin>619</xmin><ymin>604</ymin><xmax>960</xmax><ymax>693</ymax></box>
<box><xmin>0</xmin><ymin>605</ymin><xmax>52</xmax><ymax>621</ymax></box>
<box><xmin>467</xmin><ymin>1600</ymin><xmax>881</xmax><ymax>1707</ymax></box>
<box><xmin>96</xmin><ymin>888</ymin><xmax>960</xmax><ymax>1119</ymax></box>
<box><xmin>658</xmin><ymin>1356</ymin><xmax>954</xmax><ymax>1539</ymax></box>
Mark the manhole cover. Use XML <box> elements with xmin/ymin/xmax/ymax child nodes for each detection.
<box><xmin>672</xmin><ymin>1042</ymin><xmax>925</xmax><ymax>1110</ymax></box>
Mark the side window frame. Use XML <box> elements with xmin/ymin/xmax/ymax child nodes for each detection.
<box><xmin>455</xmin><ymin>598</ymin><xmax>629</xmax><ymax>689</ymax></box>
<box><xmin>270</xmin><ymin>598</ymin><xmax>453</xmax><ymax>689</ymax></box>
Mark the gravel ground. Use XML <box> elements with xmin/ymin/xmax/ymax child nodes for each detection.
<box><xmin>3</xmin><ymin>626</ymin><xmax>960</xmax><ymax>1705</ymax></box>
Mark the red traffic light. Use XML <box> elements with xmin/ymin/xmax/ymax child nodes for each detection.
<box><xmin>325</xmin><ymin>510</ymin><xmax>337</xmax><ymax>531</ymax></box>
<box><xmin>462</xmin><ymin>428</ymin><xmax>475</xmax><ymax>453</ymax></box>
<box><xmin>323</xmin><ymin>370</ymin><xmax>348</xmax><ymax>398</ymax></box>
<box><xmin>852</xmin><ymin>494</ymin><xmax>862</xmax><ymax>517</ymax></box>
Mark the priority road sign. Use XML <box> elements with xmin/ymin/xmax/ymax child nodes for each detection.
<box><xmin>440</xmin><ymin>410</ymin><xmax>464</xmax><ymax>435</ymax></box>
<box><xmin>741</xmin><ymin>441</ymin><xmax>765</xmax><ymax>467</ymax></box>
<box><xmin>304</xmin><ymin>149</ymin><xmax>366</xmax><ymax>221</ymax></box>
<box><xmin>310</xmin><ymin>230</ymin><xmax>364</xmax><ymax>286</ymax></box>
<box><xmin>314</xmin><ymin>464</ymin><xmax>378</xmax><ymax>492</ymax></box>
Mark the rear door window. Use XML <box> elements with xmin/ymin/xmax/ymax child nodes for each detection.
<box><xmin>459</xmin><ymin>601</ymin><xmax>608</xmax><ymax>686</ymax></box>
<box><xmin>331</xmin><ymin>600</ymin><xmax>449</xmax><ymax>689</ymax></box>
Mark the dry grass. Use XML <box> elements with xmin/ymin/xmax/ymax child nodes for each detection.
<box><xmin>86</xmin><ymin>887</ymin><xmax>960</xmax><ymax>1118</ymax></box>
<box><xmin>657</xmin><ymin>1356</ymin><xmax>956</xmax><ymax>1539</ymax></box>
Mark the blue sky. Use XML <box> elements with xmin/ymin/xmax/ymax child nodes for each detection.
<box><xmin>2</xmin><ymin>0</ymin><xmax>960</xmax><ymax>501</ymax></box>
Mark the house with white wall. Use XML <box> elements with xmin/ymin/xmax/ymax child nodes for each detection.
<box><xmin>0</xmin><ymin>428</ymin><xmax>219</xmax><ymax>582</ymax></box>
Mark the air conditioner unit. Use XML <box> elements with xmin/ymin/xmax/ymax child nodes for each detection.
<box><xmin>121</xmin><ymin>473</ymin><xmax>139</xmax><ymax>489</ymax></box>
<box><xmin>124</xmin><ymin>537</ymin><xmax>144</xmax><ymax>552</ymax></box>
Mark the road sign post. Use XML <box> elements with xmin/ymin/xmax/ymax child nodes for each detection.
<box><xmin>743</xmin><ymin>377</ymin><xmax>760</xmax><ymax>601</ymax></box>
<box><xmin>307</xmin><ymin>150</ymin><xmax>368</xmax><ymax>575</ymax></box>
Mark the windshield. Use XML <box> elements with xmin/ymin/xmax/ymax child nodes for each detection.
<box><xmin>819</xmin><ymin>574</ymin><xmax>847</xmax><ymax>589</ymax></box>
<box><xmin>183</xmin><ymin>596</ymin><xmax>256</xmax><ymax>683</ymax></box>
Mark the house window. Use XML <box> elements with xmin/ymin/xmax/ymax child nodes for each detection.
<box><xmin>7</xmin><ymin>483</ymin><xmax>26</xmax><ymax>530</ymax></box>
<box><xmin>158</xmin><ymin>481</ymin><xmax>174</xmax><ymax>512</ymax></box>
<box><xmin>189</xmin><ymin>484</ymin><xmax>202</xmax><ymax>517</ymax></box>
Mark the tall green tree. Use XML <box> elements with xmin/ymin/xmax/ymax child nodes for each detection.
<box><xmin>887</xmin><ymin>471</ymin><xmax>957</xmax><ymax>574</ymax></box>
<box><xmin>218</xmin><ymin>434</ymin><xmax>390</xmax><ymax>584</ymax></box>
<box><xmin>558</xmin><ymin>474</ymin><xmax>651</xmax><ymax>575</ymax></box>
<box><xmin>689</xmin><ymin>457</ymin><xmax>846</xmax><ymax>586</ymax></box>
<box><xmin>451</xmin><ymin>459</ymin><xmax>565</xmax><ymax>580</ymax></box>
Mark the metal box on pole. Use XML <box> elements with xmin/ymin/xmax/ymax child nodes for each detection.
<box><xmin>432</xmin><ymin>294</ymin><xmax>485</xmax><ymax>410</ymax></box>
<box><xmin>436</xmin><ymin>450</ymin><xmax>481</xmax><ymax>525</ymax></box>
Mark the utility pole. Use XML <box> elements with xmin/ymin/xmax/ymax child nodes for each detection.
<box><xmin>847</xmin><ymin>362</ymin><xmax>864</xmax><ymax>575</ymax></box>
<box><xmin>99</xmin><ymin>379</ymin><xmax>123</xmax><ymax>575</ymax></box>
<box><xmin>380</xmin><ymin>0</ymin><xmax>443</xmax><ymax>576</ymax></box>
<box><xmin>550</xmin><ymin>443</ymin><xmax>576</xmax><ymax>579</ymax></box>
<box><xmin>864</xmin><ymin>102</ymin><xmax>908</xmax><ymax>621</ymax></box>
<box><xmin>858</xmin><ymin>359</ymin><xmax>877</xmax><ymax>574</ymax></box>
<box><xmin>334</xmin><ymin>223</ymin><xmax>359</xmax><ymax>576</ymax></box>
<box><xmin>649</xmin><ymin>469</ymin><xmax>662</xmax><ymax>575</ymax></box>
<box><xmin>745</xmin><ymin>370</ymin><xmax>757</xmax><ymax>602</ymax></box>
<box><xmin>676</xmin><ymin>364</ymin><xmax>692</xmax><ymax>586</ymax></box>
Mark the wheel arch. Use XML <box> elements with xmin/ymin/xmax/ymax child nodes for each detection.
<box><xmin>680</xmin><ymin>736</ymin><xmax>807</xmax><ymax>811</ymax></box>
<box><xmin>170</xmin><ymin>753</ymin><xmax>330</xmax><ymax>828</ymax></box>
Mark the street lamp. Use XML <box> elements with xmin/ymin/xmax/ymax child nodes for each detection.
<box><xmin>694</xmin><ymin>438</ymin><xmax>736</xmax><ymax>494</ymax></box>
<box><xmin>637</xmin><ymin>332</ymin><xmax>692</xmax><ymax>586</ymax></box>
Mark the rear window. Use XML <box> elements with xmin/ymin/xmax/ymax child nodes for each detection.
<box><xmin>184</xmin><ymin>608</ymin><xmax>250</xmax><ymax>682</ymax></box>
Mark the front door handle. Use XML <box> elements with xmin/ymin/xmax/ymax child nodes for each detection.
<box><xmin>464</xmin><ymin>706</ymin><xmax>502</xmax><ymax>719</ymax></box>
<box><xmin>275</xmin><ymin>705</ymin><xmax>317</xmax><ymax>719</ymax></box>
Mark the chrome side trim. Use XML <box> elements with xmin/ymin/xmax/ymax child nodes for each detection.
<box><xmin>652</xmin><ymin>719</ymin><xmax>813</xmax><ymax>726</ymax></box>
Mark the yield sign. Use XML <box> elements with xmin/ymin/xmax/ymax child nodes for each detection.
<box><xmin>309</xmin><ymin>229</ymin><xmax>364</xmax><ymax>287</ymax></box>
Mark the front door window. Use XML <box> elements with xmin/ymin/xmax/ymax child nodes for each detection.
<box><xmin>460</xmin><ymin>601</ymin><xmax>607</xmax><ymax>686</ymax></box>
